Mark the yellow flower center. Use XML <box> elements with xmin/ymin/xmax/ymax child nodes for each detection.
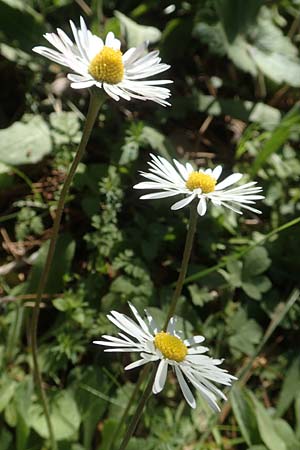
<box><xmin>88</xmin><ymin>46</ymin><xmax>124</xmax><ymax>84</ymax></box>
<box><xmin>154</xmin><ymin>331</ymin><xmax>188</xmax><ymax>362</ymax></box>
<box><xmin>186</xmin><ymin>171</ymin><xmax>216</xmax><ymax>193</ymax></box>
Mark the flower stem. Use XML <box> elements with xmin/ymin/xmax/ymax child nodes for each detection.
<box><xmin>30</xmin><ymin>91</ymin><xmax>105</xmax><ymax>450</ymax></box>
<box><xmin>163</xmin><ymin>201</ymin><xmax>198</xmax><ymax>329</ymax></box>
<box><xmin>116</xmin><ymin>202</ymin><xmax>198</xmax><ymax>450</ymax></box>
<box><xmin>117</xmin><ymin>366</ymin><xmax>156</xmax><ymax>450</ymax></box>
<box><xmin>108</xmin><ymin>364</ymin><xmax>151</xmax><ymax>450</ymax></box>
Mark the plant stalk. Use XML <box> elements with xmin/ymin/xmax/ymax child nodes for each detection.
<box><xmin>116</xmin><ymin>202</ymin><xmax>198</xmax><ymax>450</ymax></box>
<box><xmin>117</xmin><ymin>366</ymin><xmax>156</xmax><ymax>450</ymax></box>
<box><xmin>163</xmin><ymin>201</ymin><xmax>198</xmax><ymax>329</ymax></box>
<box><xmin>30</xmin><ymin>91</ymin><xmax>105</xmax><ymax>450</ymax></box>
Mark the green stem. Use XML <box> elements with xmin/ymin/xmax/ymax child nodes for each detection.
<box><xmin>108</xmin><ymin>364</ymin><xmax>151</xmax><ymax>450</ymax></box>
<box><xmin>117</xmin><ymin>366</ymin><xmax>156</xmax><ymax>450</ymax></box>
<box><xmin>30</xmin><ymin>91</ymin><xmax>105</xmax><ymax>450</ymax></box>
<box><xmin>116</xmin><ymin>202</ymin><xmax>198</xmax><ymax>450</ymax></box>
<box><xmin>163</xmin><ymin>201</ymin><xmax>198</xmax><ymax>329</ymax></box>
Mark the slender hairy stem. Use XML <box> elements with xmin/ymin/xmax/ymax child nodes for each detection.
<box><xmin>117</xmin><ymin>366</ymin><xmax>156</xmax><ymax>450</ymax></box>
<box><xmin>30</xmin><ymin>91</ymin><xmax>105</xmax><ymax>450</ymax></box>
<box><xmin>163</xmin><ymin>201</ymin><xmax>198</xmax><ymax>329</ymax></box>
<box><xmin>108</xmin><ymin>364</ymin><xmax>151</xmax><ymax>450</ymax></box>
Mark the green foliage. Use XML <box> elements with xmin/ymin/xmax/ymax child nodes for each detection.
<box><xmin>1</xmin><ymin>0</ymin><xmax>300</xmax><ymax>449</ymax></box>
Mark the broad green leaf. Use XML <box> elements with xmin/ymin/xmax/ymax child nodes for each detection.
<box><xmin>274</xmin><ymin>419</ymin><xmax>300</xmax><ymax>450</ymax></box>
<box><xmin>26</xmin><ymin>233</ymin><xmax>76</xmax><ymax>294</ymax></box>
<box><xmin>251</xmin><ymin>104</ymin><xmax>300</xmax><ymax>175</ymax></box>
<box><xmin>243</xmin><ymin>247</ymin><xmax>271</xmax><ymax>277</ymax></box>
<box><xmin>250</xmin><ymin>393</ymin><xmax>286</xmax><ymax>450</ymax></box>
<box><xmin>115</xmin><ymin>11</ymin><xmax>161</xmax><ymax>48</ymax></box>
<box><xmin>0</xmin><ymin>115</ymin><xmax>52</xmax><ymax>166</ymax></box>
<box><xmin>30</xmin><ymin>390</ymin><xmax>81</xmax><ymax>440</ymax></box>
<box><xmin>230</xmin><ymin>385</ymin><xmax>260</xmax><ymax>446</ymax></box>
<box><xmin>276</xmin><ymin>356</ymin><xmax>300</xmax><ymax>417</ymax></box>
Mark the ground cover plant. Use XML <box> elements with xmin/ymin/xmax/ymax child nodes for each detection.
<box><xmin>0</xmin><ymin>1</ymin><xmax>300</xmax><ymax>449</ymax></box>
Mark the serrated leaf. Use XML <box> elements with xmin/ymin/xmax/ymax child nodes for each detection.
<box><xmin>115</xmin><ymin>11</ymin><xmax>161</xmax><ymax>48</ymax></box>
<box><xmin>0</xmin><ymin>115</ymin><xmax>52</xmax><ymax>165</ymax></box>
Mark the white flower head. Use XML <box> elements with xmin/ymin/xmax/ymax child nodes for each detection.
<box><xmin>133</xmin><ymin>153</ymin><xmax>264</xmax><ymax>216</ymax></box>
<box><xmin>93</xmin><ymin>303</ymin><xmax>236</xmax><ymax>410</ymax></box>
<box><xmin>33</xmin><ymin>17</ymin><xmax>172</xmax><ymax>106</ymax></box>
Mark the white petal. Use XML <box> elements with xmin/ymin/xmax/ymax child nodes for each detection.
<box><xmin>70</xmin><ymin>80</ymin><xmax>95</xmax><ymax>89</ymax></box>
<box><xmin>125</xmin><ymin>358</ymin><xmax>150</xmax><ymax>371</ymax></box>
<box><xmin>212</xmin><ymin>165</ymin><xmax>222</xmax><ymax>180</ymax></box>
<box><xmin>171</xmin><ymin>194</ymin><xmax>195</xmax><ymax>210</ymax></box>
<box><xmin>197</xmin><ymin>197</ymin><xmax>207</xmax><ymax>216</ymax></box>
<box><xmin>175</xmin><ymin>366</ymin><xmax>196</xmax><ymax>408</ymax></box>
<box><xmin>140</xmin><ymin>191</ymin><xmax>180</xmax><ymax>200</ymax></box>
<box><xmin>153</xmin><ymin>360</ymin><xmax>168</xmax><ymax>394</ymax></box>
<box><xmin>215</xmin><ymin>173</ymin><xmax>243</xmax><ymax>190</ymax></box>
<box><xmin>184</xmin><ymin>335</ymin><xmax>205</xmax><ymax>347</ymax></box>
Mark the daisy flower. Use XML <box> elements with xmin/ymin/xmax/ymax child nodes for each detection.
<box><xmin>32</xmin><ymin>17</ymin><xmax>172</xmax><ymax>106</ymax></box>
<box><xmin>93</xmin><ymin>303</ymin><xmax>236</xmax><ymax>410</ymax></box>
<box><xmin>133</xmin><ymin>154</ymin><xmax>264</xmax><ymax>216</ymax></box>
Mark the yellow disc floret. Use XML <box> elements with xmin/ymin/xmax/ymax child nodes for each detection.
<box><xmin>186</xmin><ymin>171</ymin><xmax>216</xmax><ymax>193</ymax></box>
<box><xmin>154</xmin><ymin>331</ymin><xmax>188</xmax><ymax>362</ymax></box>
<box><xmin>88</xmin><ymin>46</ymin><xmax>124</xmax><ymax>84</ymax></box>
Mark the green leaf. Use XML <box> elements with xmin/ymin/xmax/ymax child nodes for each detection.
<box><xmin>142</xmin><ymin>126</ymin><xmax>176</xmax><ymax>160</ymax></box>
<box><xmin>0</xmin><ymin>0</ymin><xmax>45</xmax><ymax>54</ymax></box>
<box><xmin>249</xmin><ymin>393</ymin><xmax>287</xmax><ymax>450</ymax></box>
<box><xmin>0</xmin><ymin>115</ymin><xmax>52</xmax><ymax>166</ymax></box>
<box><xmin>276</xmin><ymin>356</ymin><xmax>300</xmax><ymax>417</ymax></box>
<box><xmin>50</xmin><ymin>111</ymin><xmax>82</xmax><ymax>145</ymax></box>
<box><xmin>230</xmin><ymin>385</ymin><xmax>261</xmax><ymax>446</ymax></box>
<box><xmin>30</xmin><ymin>390</ymin><xmax>81</xmax><ymax>440</ymax></box>
<box><xmin>14</xmin><ymin>379</ymin><xmax>33</xmax><ymax>450</ymax></box>
<box><xmin>194</xmin><ymin>93</ymin><xmax>281</xmax><ymax>130</ymax></box>
<box><xmin>115</xmin><ymin>11</ymin><xmax>161</xmax><ymax>48</ymax></box>
<box><xmin>26</xmin><ymin>233</ymin><xmax>76</xmax><ymax>294</ymax></box>
<box><xmin>0</xmin><ymin>427</ymin><xmax>12</xmax><ymax>450</ymax></box>
<box><xmin>0</xmin><ymin>376</ymin><xmax>16</xmax><ymax>413</ymax></box>
<box><xmin>274</xmin><ymin>419</ymin><xmax>300</xmax><ymax>450</ymax></box>
<box><xmin>242</xmin><ymin>276</ymin><xmax>271</xmax><ymax>300</ymax></box>
<box><xmin>295</xmin><ymin>393</ymin><xmax>300</xmax><ymax>439</ymax></box>
<box><xmin>215</xmin><ymin>0</ymin><xmax>263</xmax><ymax>42</ymax></box>
<box><xmin>251</xmin><ymin>104</ymin><xmax>300</xmax><ymax>175</ymax></box>
<box><xmin>243</xmin><ymin>247</ymin><xmax>271</xmax><ymax>277</ymax></box>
